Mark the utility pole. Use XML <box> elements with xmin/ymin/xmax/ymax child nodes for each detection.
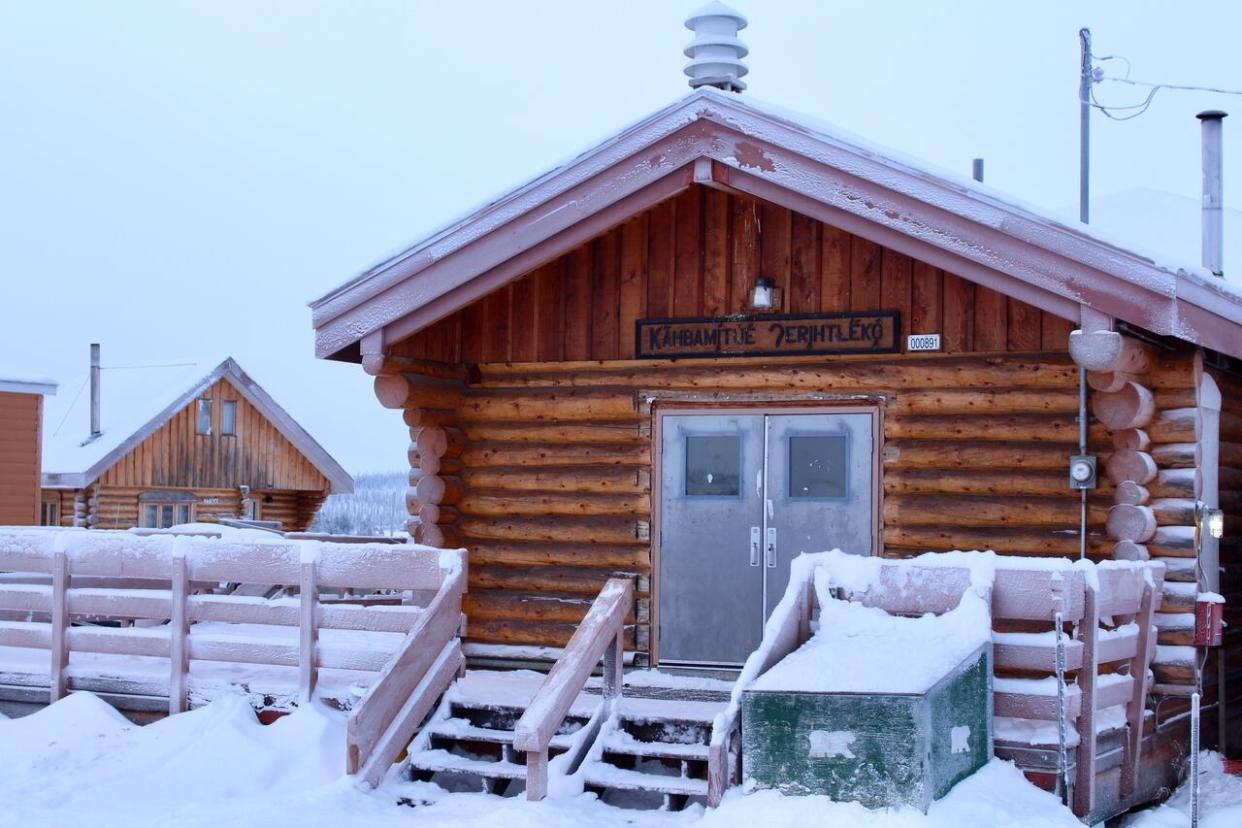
<box><xmin>1079</xmin><ymin>28</ymin><xmax>1092</xmax><ymax>224</ymax></box>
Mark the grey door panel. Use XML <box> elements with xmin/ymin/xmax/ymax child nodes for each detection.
<box><xmin>659</xmin><ymin>414</ymin><xmax>765</xmax><ymax>665</ymax></box>
<box><xmin>658</xmin><ymin>410</ymin><xmax>873</xmax><ymax>666</ymax></box>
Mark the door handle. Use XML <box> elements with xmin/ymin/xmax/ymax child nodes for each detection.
<box><xmin>749</xmin><ymin>527</ymin><xmax>761</xmax><ymax>567</ymax></box>
<box><xmin>765</xmin><ymin>527</ymin><xmax>777</xmax><ymax>568</ymax></box>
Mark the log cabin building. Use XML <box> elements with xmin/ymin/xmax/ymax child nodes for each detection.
<box><xmin>38</xmin><ymin>353</ymin><xmax>351</xmax><ymax>532</ymax></box>
<box><xmin>0</xmin><ymin>374</ymin><xmax>57</xmax><ymax>526</ymax></box>
<box><xmin>309</xmin><ymin>77</ymin><xmax>1242</xmax><ymax>768</ymax></box>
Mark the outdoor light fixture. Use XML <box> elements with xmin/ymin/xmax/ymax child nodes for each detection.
<box><xmin>751</xmin><ymin>275</ymin><xmax>778</xmax><ymax>310</ymax></box>
<box><xmin>1196</xmin><ymin>501</ymin><xmax>1225</xmax><ymax>540</ymax></box>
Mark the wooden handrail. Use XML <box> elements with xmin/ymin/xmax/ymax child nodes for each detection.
<box><xmin>514</xmin><ymin>576</ymin><xmax>632</xmax><ymax>800</ymax></box>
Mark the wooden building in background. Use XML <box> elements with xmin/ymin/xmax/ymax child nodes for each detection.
<box><xmin>39</xmin><ymin>355</ymin><xmax>351</xmax><ymax>532</ymax></box>
<box><xmin>309</xmin><ymin>90</ymin><xmax>1242</xmax><ymax>741</ymax></box>
<box><xmin>0</xmin><ymin>374</ymin><xmax>57</xmax><ymax>525</ymax></box>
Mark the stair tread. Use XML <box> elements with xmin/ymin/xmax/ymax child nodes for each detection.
<box><xmin>617</xmin><ymin>696</ymin><xmax>725</xmax><ymax>725</ymax></box>
<box><xmin>407</xmin><ymin>748</ymin><xmax>529</xmax><ymax>780</ymax></box>
<box><xmin>602</xmin><ymin>734</ymin><xmax>710</xmax><ymax>761</ymax></box>
<box><xmin>581</xmin><ymin>761</ymin><xmax>709</xmax><ymax>796</ymax></box>
<box><xmin>428</xmin><ymin>720</ymin><xmax>576</xmax><ymax>751</ymax></box>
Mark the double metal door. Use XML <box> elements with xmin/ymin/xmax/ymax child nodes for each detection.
<box><xmin>658</xmin><ymin>410</ymin><xmax>874</xmax><ymax>666</ymax></box>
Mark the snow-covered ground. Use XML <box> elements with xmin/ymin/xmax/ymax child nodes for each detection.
<box><xmin>1122</xmin><ymin>751</ymin><xmax>1242</xmax><ymax>828</ymax></box>
<box><xmin>0</xmin><ymin>691</ymin><xmax>1090</xmax><ymax>828</ymax></box>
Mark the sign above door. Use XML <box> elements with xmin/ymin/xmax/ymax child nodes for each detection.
<box><xmin>636</xmin><ymin>311</ymin><xmax>901</xmax><ymax>359</ymax></box>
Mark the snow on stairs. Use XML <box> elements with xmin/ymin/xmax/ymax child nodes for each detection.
<box><xmin>401</xmin><ymin>669</ymin><xmax>727</xmax><ymax>809</ymax></box>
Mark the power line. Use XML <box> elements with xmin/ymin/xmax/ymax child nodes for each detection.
<box><xmin>1083</xmin><ymin>46</ymin><xmax>1242</xmax><ymax>122</ymax></box>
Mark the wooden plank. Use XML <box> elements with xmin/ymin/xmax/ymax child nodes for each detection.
<box><xmin>910</xmin><ymin>260</ymin><xmax>942</xmax><ymax>336</ymax></box>
<box><xmin>849</xmin><ymin>235</ymin><xmax>881</xmax><ymax>311</ymax></box>
<box><xmin>973</xmin><ymin>285</ymin><xmax>1008</xmax><ymax>351</ymax></box>
<box><xmin>760</xmin><ymin>203</ymin><xmax>791</xmax><ymax>310</ymax></box>
<box><xmin>591</xmin><ymin>233</ymin><xmax>619</xmax><ymax>360</ymax></box>
<box><xmin>563</xmin><ymin>246</ymin><xmax>592</xmax><ymax>361</ymax></box>
<box><xmin>1073</xmin><ymin>585</ymin><xmax>1098</xmax><ymax>818</ymax></box>
<box><xmin>941</xmin><ymin>272</ymin><xmax>975</xmax><ymax>353</ymax></box>
<box><xmin>1121</xmin><ymin>582</ymin><xmax>1155</xmax><ymax>797</ymax></box>
<box><xmin>788</xmin><ymin>211</ymin><xmax>819</xmax><ymax>312</ymax></box>
<box><xmin>701</xmin><ymin>188</ymin><xmax>729</xmax><ymax>316</ymax></box>
<box><xmin>646</xmin><ymin>198</ymin><xmax>676</xmax><ymax>318</ymax></box>
<box><xmin>673</xmin><ymin>187</ymin><xmax>702</xmax><ymax>317</ymax></box>
<box><xmin>993</xmin><ymin>567</ymin><xmax>1086</xmax><ymax>622</ymax></box>
<box><xmin>617</xmin><ymin>216</ymin><xmax>647</xmax><ymax>359</ymax></box>
<box><xmin>50</xmin><ymin>540</ymin><xmax>68</xmax><ymax>702</ymax></box>
<box><xmin>819</xmin><ymin>224</ymin><xmax>851</xmax><ymax>311</ymax></box>
<box><xmin>510</xmin><ymin>270</ymin><xmax>539</xmax><ymax>362</ymax></box>
<box><xmin>730</xmin><ymin>196</ymin><xmax>758</xmax><ymax>312</ymax></box>
<box><xmin>994</xmin><ymin>636</ymin><xmax>1085</xmax><ymax>672</ymax></box>
<box><xmin>536</xmin><ymin>260</ymin><xmax>566</xmax><ymax>362</ymax></box>
<box><xmin>880</xmin><ymin>248</ymin><xmax>912</xmax><ymax>343</ymax></box>
<box><xmin>1008</xmin><ymin>298</ymin><xmax>1043</xmax><ymax>351</ymax></box>
<box><xmin>357</xmin><ymin>639</ymin><xmax>464</xmax><ymax>788</ymax></box>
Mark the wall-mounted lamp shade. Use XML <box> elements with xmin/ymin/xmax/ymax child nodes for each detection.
<box><xmin>752</xmin><ymin>275</ymin><xmax>776</xmax><ymax>309</ymax></box>
<box><xmin>1205</xmin><ymin>507</ymin><xmax>1225</xmax><ymax>540</ymax></box>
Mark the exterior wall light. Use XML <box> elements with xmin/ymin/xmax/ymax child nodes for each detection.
<box><xmin>1205</xmin><ymin>506</ymin><xmax>1225</xmax><ymax>540</ymax></box>
<box><xmin>751</xmin><ymin>275</ymin><xmax>779</xmax><ymax>311</ymax></box>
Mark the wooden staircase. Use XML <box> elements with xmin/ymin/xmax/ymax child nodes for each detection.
<box><xmin>402</xmin><ymin>669</ymin><xmax>724</xmax><ymax>808</ymax></box>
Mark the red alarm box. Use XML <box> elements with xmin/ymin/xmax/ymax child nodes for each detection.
<box><xmin>1194</xmin><ymin>593</ymin><xmax>1225</xmax><ymax>647</ymax></box>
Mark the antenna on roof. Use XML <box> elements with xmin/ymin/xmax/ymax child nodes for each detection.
<box><xmin>684</xmin><ymin>2</ymin><xmax>748</xmax><ymax>93</ymax></box>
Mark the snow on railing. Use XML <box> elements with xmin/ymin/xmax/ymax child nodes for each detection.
<box><xmin>0</xmin><ymin>527</ymin><xmax>463</xmax><ymax>721</ymax></box>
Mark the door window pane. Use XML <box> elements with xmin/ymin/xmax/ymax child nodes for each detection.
<box><xmin>685</xmin><ymin>435</ymin><xmax>741</xmax><ymax>496</ymax></box>
<box><xmin>143</xmin><ymin>505</ymin><xmax>158</xmax><ymax>528</ymax></box>
<box><xmin>789</xmin><ymin>435</ymin><xmax>848</xmax><ymax>498</ymax></box>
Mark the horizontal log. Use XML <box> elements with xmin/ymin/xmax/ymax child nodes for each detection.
<box><xmin>883</xmin><ymin>469</ymin><xmax>1089</xmax><ymax>497</ymax></box>
<box><xmin>1154</xmin><ymin>388</ymin><xmax>1197</xmax><ymax>409</ymax></box>
<box><xmin>1112</xmin><ymin>541</ymin><xmax>1148</xmax><ymax>561</ymax></box>
<box><xmin>1106</xmin><ymin>504</ymin><xmax>1157</xmax><ymax>543</ymax></box>
<box><xmin>883</xmin><ymin>441</ymin><xmax>1072</xmax><ymax>470</ymax></box>
<box><xmin>464</xmin><ymin>591</ymin><xmax>599</xmax><ymax>624</ymax></box>
<box><xmin>1156</xmin><ymin>557</ymin><xmax>1197</xmax><ymax>583</ymax></box>
<box><xmin>362</xmin><ymin>355</ymin><xmax>467</xmax><ymax>380</ymax></box>
<box><xmin>1151</xmin><ymin>443</ymin><xmax>1200</xmax><ymax>469</ymax></box>
<box><xmin>374</xmin><ymin>373</ymin><xmax>463</xmax><ymax>410</ymax></box>
<box><xmin>462</xmin><ymin>466</ymin><xmax>649</xmax><ymax>495</ymax></box>
<box><xmin>403</xmin><ymin>408</ymin><xmax>459</xmax><ymax>429</ymax></box>
<box><xmin>884</xmin><ymin>414</ymin><xmax>1104</xmax><ymax>443</ymax></box>
<box><xmin>1147</xmin><ymin>526</ymin><xmax>1196</xmax><ymax>558</ymax></box>
<box><xmin>1160</xmin><ymin>588</ymin><xmax>1196</xmax><ymax>613</ymax></box>
<box><xmin>883</xmin><ymin>494</ymin><xmax>1104</xmax><ymax>528</ymax></box>
<box><xmin>468</xmin><ymin>542</ymin><xmax>650</xmax><ymax>570</ymax></box>
<box><xmin>414</xmin><ymin>475</ymin><xmax>466</xmax><ymax>507</ymax></box>
<box><xmin>415</xmin><ymin>502</ymin><xmax>458</xmax><ymax>526</ymax></box>
<box><xmin>459</xmin><ymin>491</ymin><xmax>649</xmax><ymax>517</ymax></box>
<box><xmin>1148</xmin><ymin>468</ymin><xmax>1201</xmax><ymax>499</ymax></box>
<box><xmin>411</xmin><ymin>522</ymin><xmax>464</xmax><ymax>549</ymax></box>
<box><xmin>1148</xmin><ymin>408</ymin><xmax>1200</xmax><ymax>444</ymax></box>
<box><xmin>883</xmin><ymin>525</ymin><xmax>1095</xmax><ymax>556</ymax></box>
<box><xmin>891</xmin><ymin>389</ymin><xmax>1079</xmax><ymax>415</ymax></box>
<box><xmin>1105</xmin><ymin>450</ymin><xmax>1158</xmax><ymax>486</ymax></box>
<box><xmin>459</xmin><ymin>389</ymin><xmax>639</xmax><ymax>423</ymax></box>
<box><xmin>462</xmin><ymin>443</ymin><xmax>649</xmax><ymax>468</ymax></box>
<box><xmin>1150</xmin><ymin>498</ymin><xmax>1196</xmax><ymax>526</ymax></box>
<box><xmin>460</xmin><ymin>515</ymin><xmax>647</xmax><ymax>545</ymax></box>
<box><xmin>1069</xmin><ymin>331</ymin><xmax>1152</xmax><ymax>373</ymax></box>
<box><xmin>469</xmin><ymin>566</ymin><xmax>642</xmax><ymax>596</ymax></box>
<box><xmin>1114</xmin><ymin>480</ymin><xmax>1150</xmax><ymax>506</ymax></box>
<box><xmin>464</xmin><ymin>618</ymin><xmax>638</xmax><ymax>650</ymax></box>
<box><xmin>474</xmin><ymin>356</ymin><xmax>1079</xmax><ymax>391</ymax></box>
<box><xmin>1092</xmin><ymin>382</ymin><xmax>1155</xmax><ymax>430</ymax></box>
<box><xmin>1157</xmin><ymin>627</ymin><xmax>1195</xmax><ymax>646</ymax></box>
<box><xmin>1112</xmin><ymin>429</ymin><xmax>1151</xmax><ymax>452</ymax></box>
<box><xmin>461</xmin><ymin>420</ymin><xmax>647</xmax><ymax>445</ymax></box>
<box><xmin>1151</xmin><ymin>662</ymin><xmax>1196</xmax><ymax>685</ymax></box>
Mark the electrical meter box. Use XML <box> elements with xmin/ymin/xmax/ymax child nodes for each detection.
<box><xmin>741</xmin><ymin>643</ymin><xmax>992</xmax><ymax>811</ymax></box>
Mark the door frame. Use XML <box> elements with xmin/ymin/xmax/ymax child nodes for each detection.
<box><xmin>649</xmin><ymin>401</ymin><xmax>883</xmax><ymax>667</ymax></box>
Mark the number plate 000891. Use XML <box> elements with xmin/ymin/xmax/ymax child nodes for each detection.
<box><xmin>906</xmin><ymin>333</ymin><xmax>941</xmax><ymax>352</ymax></box>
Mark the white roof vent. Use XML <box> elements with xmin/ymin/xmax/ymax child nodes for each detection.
<box><xmin>683</xmin><ymin>2</ymin><xmax>748</xmax><ymax>93</ymax></box>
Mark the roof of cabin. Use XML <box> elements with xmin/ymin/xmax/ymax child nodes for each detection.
<box><xmin>41</xmin><ymin>357</ymin><xmax>353</xmax><ymax>493</ymax></box>
<box><xmin>309</xmin><ymin>87</ymin><xmax>1242</xmax><ymax>361</ymax></box>
<box><xmin>0</xmin><ymin>370</ymin><xmax>58</xmax><ymax>396</ymax></box>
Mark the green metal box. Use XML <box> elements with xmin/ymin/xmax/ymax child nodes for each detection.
<box><xmin>741</xmin><ymin>643</ymin><xmax>992</xmax><ymax>811</ymax></box>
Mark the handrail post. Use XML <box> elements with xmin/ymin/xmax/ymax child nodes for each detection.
<box><xmin>603</xmin><ymin>628</ymin><xmax>623</xmax><ymax>702</ymax></box>
<box><xmin>169</xmin><ymin>538</ymin><xmax>190</xmax><ymax>715</ymax></box>
<box><xmin>50</xmin><ymin>533</ymin><xmax>69</xmax><ymax>702</ymax></box>
<box><xmin>299</xmin><ymin>542</ymin><xmax>320</xmax><ymax>704</ymax></box>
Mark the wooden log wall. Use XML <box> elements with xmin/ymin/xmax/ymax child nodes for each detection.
<box><xmin>38</xmin><ymin>486</ymin><xmax>325</xmax><ymax>532</ymax></box>
<box><xmin>391</xmin><ymin>187</ymin><xmax>1077</xmax><ymax>365</ymax></box>
<box><xmin>97</xmin><ymin>378</ymin><xmax>329</xmax><ymax>493</ymax></box>
<box><xmin>0</xmin><ymin>391</ymin><xmax>43</xmax><ymax>525</ymax></box>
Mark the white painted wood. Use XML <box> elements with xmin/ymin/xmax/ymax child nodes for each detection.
<box><xmin>1121</xmin><ymin>582</ymin><xmax>1156</xmax><ymax>798</ymax></box>
<box><xmin>993</xmin><ymin>567</ymin><xmax>1087</xmax><ymax>622</ymax></box>
<box><xmin>169</xmin><ymin>544</ymin><xmax>189</xmax><ymax>715</ymax></box>
<box><xmin>994</xmin><ymin>637</ymin><xmax>1085</xmax><ymax>672</ymax></box>
<box><xmin>299</xmin><ymin>559</ymin><xmax>319</xmax><ymax>704</ymax></box>
<box><xmin>1073</xmin><ymin>585</ymin><xmax>1099</xmax><ymax>817</ymax></box>
<box><xmin>50</xmin><ymin>541</ymin><xmax>69</xmax><ymax>702</ymax></box>
<box><xmin>525</xmin><ymin>749</ymin><xmax>549</xmax><ymax>801</ymax></box>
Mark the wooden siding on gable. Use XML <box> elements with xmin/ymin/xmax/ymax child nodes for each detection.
<box><xmin>0</xmin><ymin>391</ymin><xmax>42</xmax><ymax>525</ymax></box>
<box><xmin>393</xmin><ymin>187</ymin><xmax>1077</xmax><ymax>364</ymax></box>
<box><xmin>97</xmin><ymin>378</ymin><xmax>330</xmax><ymax>493</ymax></box>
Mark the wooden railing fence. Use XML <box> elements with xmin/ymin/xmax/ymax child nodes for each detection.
<box><xmin>513</xmin><ymin>576</ymin><xmax>633</xmax><ymax>800</ymax></box>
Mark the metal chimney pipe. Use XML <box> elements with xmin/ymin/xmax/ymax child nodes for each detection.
<box><xmin>90</xmin><ymin>343</ymin><xmax>101</xmax><ymax>438</ymax></box>
<box><xmin>972</xmin><ymin>158</ymin><xmax>984</xmax><ymax>183</ymax></box>
<box><xmin>1197</xmin><ymin>110</ymin><xmax>1227</xmax><ymax>278</ymax></box>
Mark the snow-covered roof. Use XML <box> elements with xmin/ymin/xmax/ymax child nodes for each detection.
<box><xmin>310</xmin><ymin>87</ymin><xmax>1242</xmax><ymax>361</ymax></box>
<box><xmin>41</xmin><ymin>357</ymin><xmax>352</xmax><ymax>493</ymax></box>
<box><xmin>0</xmin><ymin>370</ymin><xmax>57</xmax><ymax>396</ymax></box>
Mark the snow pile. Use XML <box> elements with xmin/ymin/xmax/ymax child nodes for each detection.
<box><xmin>752</xmin><ymin>551</ymin><xmax>993</xmax><ymax>694</ymax></box>
<box><xmin>1122</xmin><ymin>752</ymin><xmax>1242</xmax><ymax>828</ymax></box>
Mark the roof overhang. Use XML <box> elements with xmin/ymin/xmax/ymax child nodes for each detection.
<box><xmin>41</xmin><ymin>359</ymin><xmax>354</xmax><ymax>494</ymax></box>
<box><xmin>311</xmin><ymin>88</ymin><xmax>1242</xmax><ymax>361</ymax></box>
<box><xmin>0</xmin><ymin>378</ymin><xmax>57</xmax><ymax>395</ymax></box>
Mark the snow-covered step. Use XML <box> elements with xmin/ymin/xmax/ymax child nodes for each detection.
<box><xmin>601</xmin><ymin>732</ymin><xmax>709</xmax><ymax>762</ymax></box>
<box><xmin>580</xmin><ymin>762</ymin><xmax>709</xmax><ymax>798</ymax></box>
<box><xmin>426</xmin><ymin>719</ymin><xmax>576</xmax><ymax>752</ymax></box>
<box><xmin>406</xmin><ymin>748</ymin><xmax>529</xmax><ymax>781</ymax></box>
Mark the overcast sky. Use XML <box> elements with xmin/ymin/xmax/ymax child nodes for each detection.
<box><xmin>2</xmin><ymin>1</ymin><xmax>1239</xmax><ymax>473</ymax></box>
